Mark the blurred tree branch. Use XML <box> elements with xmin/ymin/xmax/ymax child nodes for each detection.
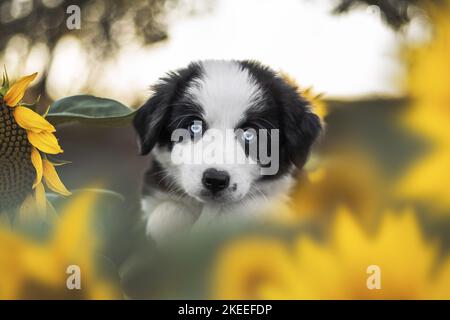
<box><xmin>0</xmin><ymin>0</ymin><xmax>209</xmax><ymax>104</ymax></box>
<box><xmin>333</xmin><ymin>0</ymin><xmax>446</xmax><ymax>29</ymax></box>
<box><xmin>0</xmin><ymin>0</ymin><xmax>178</xmax><ymax>54</ymax></box>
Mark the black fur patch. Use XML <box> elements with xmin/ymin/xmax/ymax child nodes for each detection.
<box><xmin>133</xmin><ymin>62</ymin><xmax>204</xmax><ymax>155</ymax></box>
<box><xmin>238</xmin><ymin>60</ymin><xmax>322</xmax><ymax>179</ymax></box>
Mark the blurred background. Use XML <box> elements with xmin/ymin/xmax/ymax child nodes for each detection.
<box><xmin>0</xmin><ymin>0</ymin><xmax>431</xmax><ymax>203</ymax></box>
<box><xmin>1</xmin><ymin>0</ymin><xmax>450</xmax><ymax>299</ymax></box>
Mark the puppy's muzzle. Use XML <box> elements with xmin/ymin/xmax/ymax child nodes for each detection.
<box><xmin>202</xmin><ymin>168</ymin><xmax>230</xmax><ymax>194</ymax></box>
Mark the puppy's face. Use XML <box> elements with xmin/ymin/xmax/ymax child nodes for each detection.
<box><xmin>134</xmin><ymin>60</ymin><xmax>321</xmax><ymax>204</ymax></box>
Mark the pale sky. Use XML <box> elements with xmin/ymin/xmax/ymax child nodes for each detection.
<box><xmin>134</xmin><ymin>0</ymin><xmax>403</xmax><ymax>99</ymax></box>
<box><xmin>12</xmin><ymin>0</ymin><xmax>423</xmax><ymax>105</ymax></box>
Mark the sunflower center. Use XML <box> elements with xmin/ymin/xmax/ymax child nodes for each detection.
<box><xmin>0</xmin><ymin>103</ymin><xmax>36</xmax><ymax>211</ymax></box>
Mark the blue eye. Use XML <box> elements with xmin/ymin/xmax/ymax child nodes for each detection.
<box><xmin>242</xmin><ymin>130</ymin><xmax>255</xmax><ymax>142</ymax></box>
<box><xmin>189</xmin><ymin>121</ymin><xmax>203</xmax><ymax>135</ymax></box>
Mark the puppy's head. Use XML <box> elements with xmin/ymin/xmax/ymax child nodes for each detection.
<box><xmin>134</xmin><ymin>60</ymin><xmax>321</xmax><ymax>203</ymax></box>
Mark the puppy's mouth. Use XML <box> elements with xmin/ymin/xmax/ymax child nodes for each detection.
<box><xmin>197</xmin><ymin>189</ymin><xmax>231</xmax><ymax>203</ymax></box>
<box><xmin>195</xmin><ymin>183</ymin><xmax>240</xmax><ymax>204</ymax></box>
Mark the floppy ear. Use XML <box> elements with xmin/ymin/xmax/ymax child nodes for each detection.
<box><xmin>133</xmin><ymin>63</ymin><xmax>202</xmax><ymax>155</ymax></box>
<box><xmin>133</xmin><ymin>87</ymin><xmax>170</xmax><ymax>155</ymax></box>
<box><xmin>282</xmin><ymin>92</ymin><xmax>322</xmax><ymax>168</ymax></box>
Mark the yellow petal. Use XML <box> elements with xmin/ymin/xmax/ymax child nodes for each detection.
<box><xmin>3</xmin><ymin>73</ymin><xmax>37</xmax><ymax>107</ymax></box>
<box><xmin>13</xmin><ymin>106</ymin><xmax>55</xmax><ymax>133</ymax></box>
<box><xmin>43</xmin><ymin>159</ymin><xmax>71</xmax><ymax>196</ymax></box>
<box><xmin>35</xmin><ymin>182</ymin><xmax>47</xmax><ymax>214</ymax></box>
<box><xmin>27</xmin><ymin>131</ymin><xmax>63</xmax><ymax>154</ymax></box>
<box><xmin>31</xmin><ymin>147</ymin><xmax>43</xmax><ymax>188</ymax></box>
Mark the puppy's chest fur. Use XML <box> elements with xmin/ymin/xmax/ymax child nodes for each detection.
<box><xmin>141</xmin><ymin>158</ymin><xmax>294</xmax><ymax>242</ymax></box>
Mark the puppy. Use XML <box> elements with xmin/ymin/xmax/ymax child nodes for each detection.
<box><xmin>133</xmin><ymin>60</ymin><xmax>322</xmax><ymax>242</ymax></box>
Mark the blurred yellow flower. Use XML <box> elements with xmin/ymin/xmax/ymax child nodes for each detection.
<box><xmin>396</xmin><ymin>5</ymin><xmax>450</xmax><ymax>210</ymax></box>
<box><xmin>0</xmin><ymin>71</ymin><xmax>70</xmax><ymax>214</ymax></box>
<box><xmin>283</xmin><ymin>151</ymin><xmax>383</xmax><ymax>226</ymax></box>
<box><xmin>0</xmin><ymin>191</ymin><xmax>120</xmax><ymax>299</ymax></box>
<box><xmin>212</xmin><ymin>208</ymin><xmax>450</xmax><ymax>299</ymax></box>
<box><xmin>212</xmin><ymin>237</ymin><xmax>303</xmax><ymax>300</ymax></box>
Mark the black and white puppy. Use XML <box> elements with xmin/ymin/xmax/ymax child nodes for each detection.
<box><xmin>133</xmin><ymin>60</ymin><xmax>322</xmax><ymax>241</ymax></box>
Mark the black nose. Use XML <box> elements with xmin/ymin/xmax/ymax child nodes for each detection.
<box><xmin>202</xmin><ymin>168</ymin><xmax>230</xmax><ymax>194</ymax></box>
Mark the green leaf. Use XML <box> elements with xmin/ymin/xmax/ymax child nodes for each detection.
<box><xmin>46</xmin><ymin>95</ymin><xmax>136</xmax><ymax>127</ymax></box>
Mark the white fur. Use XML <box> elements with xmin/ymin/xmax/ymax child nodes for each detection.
<box><xmin>142</xmin><ymin>174</ymin><xmax>294</xmax><ymax>243</ymax></box>
<box><xmin>188</xmin><ymin>60</ymin><xmax>262</xmax><ymax>129</ymax></box>
<box><xmin>142</xmin><ymin>60</ymin><xmax>293</xmax><ymax>243</ymax></box>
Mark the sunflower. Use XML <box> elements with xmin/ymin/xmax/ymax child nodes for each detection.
<box><xmin>0</xmin><ymin>71</ymin><xmax>70</xmax><ymax>215</ymax></box>
<box><xmin>211</xmin><ymin>208</ymin><xmax>450</xmax><ymax>299</ymax></box>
